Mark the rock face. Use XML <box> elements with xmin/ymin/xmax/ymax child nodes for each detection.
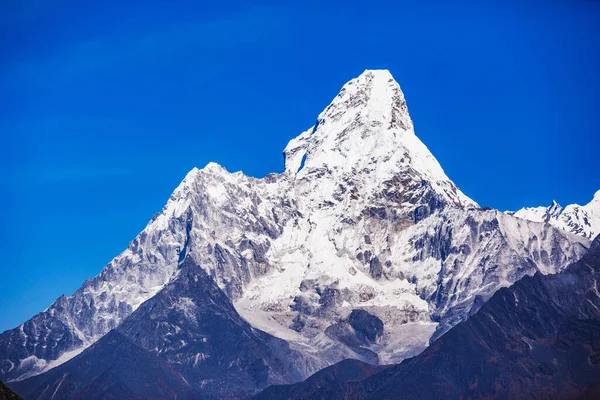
<box><xmin>252</xmin><ymin>235</ymin><xmax>600</xmax><ymax>400</ymax></box>
<box><xmin>0</xmin><ymin>380</ymin><xmax>21</xmax><ymax>400</ymax></box>
<box><xmin>0</xmin><ymin>70</ymin><xmax>590</xmax><ymax>389</ymax></box>
<box><xmin>347</xmin><ymin>310</ymin><xmax>384</xmax><ymax>343</ymax></box>
<box><xmin>12</xmin><ymin>330</ymin><xmax>198</xmax><ymax>400</ymax></box>
<box><xmin>509</xmin><ymin>192</ymin><xmax>600</xmax><ymax>240</ymax></box>
<box><xmin>11</xmin><ymin>258</ymin><xmax>305</xmax><ymax>399</ymax></box>
<box><xmin>253</xmin><ymin>359</ymin><xmax>387</xmax><ymax>400</ymax></box>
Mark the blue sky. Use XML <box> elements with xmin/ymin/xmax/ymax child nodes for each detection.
<box><xmin>1</xmin><ymin>0</ymin><xmax>599</xmax><ymax>332</ymax></box>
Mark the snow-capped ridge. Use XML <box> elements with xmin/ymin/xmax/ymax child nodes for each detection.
<box><xmin>510</xmin><ymin>190</ymin><xmax>600</xmax><ymax>240</ymax></box>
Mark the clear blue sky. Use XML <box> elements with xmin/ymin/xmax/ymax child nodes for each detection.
<box><xmin>1</xmin><ymin>0</ymin><xmax>599</xmax><ymax>333</ymax></box>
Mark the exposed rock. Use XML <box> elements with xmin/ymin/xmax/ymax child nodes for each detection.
<box><xmin>347</xmin><ymin>310</ymin><xmax>384</xmax><ymax>343</ymax></box>
<box><xmin>252</xmin><ymin>236</ymin><xmax>600</xmax><ymax>399</ymax></box>
<box><xmin>12</xmin><ymin>258</ymin><xmax>306</xmax><ymax>399</ymax></box>
<box><xmin>0</xmin><ymin>380</ymin><xmax>21</xmax><ymax>400</ymax></box>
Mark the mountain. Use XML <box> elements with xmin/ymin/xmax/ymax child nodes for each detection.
<box><xmin>11</xmin><ymin>258</ymin><xmax>305</xmax><ymax>399</ymax></box>
<box><xmin>508</xmin><ymin>191</ymin><xmax>600</xmax><ymax>240</ymax></box>
<box><xmin>254</xmin><ymin>359</ymin><xmax>387</xmax><ymax>400</ymax></box>
<box><xmin>253</xmin><ymin>235</ymin><xmax>600</xmax><ymax>399</ymax></box>
<box><xmin>0</xmin><ymin>381</ymin><xmax>21</xmax><ymax>400</ymax></box>
<box><xmin>0</xmin><ymin>70</ymin><xmax>589</xmax><ymax>393</ymax></box>
<box><xmin>11</xmin><ymin>330</ymin><xmax>198</xmax><ymax>400</ymax></box>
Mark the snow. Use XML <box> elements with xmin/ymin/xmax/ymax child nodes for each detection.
<box><xmin>376</xmin><ymin>322</ymin><xmax>437</xmax><ymax>364</ymax></box>
<box><xmin>10</xmin><ymin>342</ymin><xmax>93</xmax><ymax>382</ymax></box>
<box><xmin>284</xmin><ymin>69</ymin><xmax>477</xmax><ymax>209</ymax></box>
<box><xmin>234</xmin><ymin>299</ymin><xmax>307</xmax><ymax>343</ymax></box>
<box><xmin>509</xmin><ymin>206</ymin><xmax>549</xmax><ymax>223</ymax></box>
<box><xmin>509</xmin><ymin>191</ymin><xmax>600</xmax><ymax>239</ymax></box>
<box><xmin>173</xmin><ymin>297</ymin><xmax>197</xmax><ymax>319</ymax></box>
<box><xmin>2</xmin><ymin>69</ymin><xmax>589</xmax><ymax>382</ymax></box>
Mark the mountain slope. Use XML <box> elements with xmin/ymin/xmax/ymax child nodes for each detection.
<box><xmin>254</xmin><ymin>359</ymin><xmax>387</xmax><ymax>400</ymax></box>
<box><xmin>261</xmin><ymin>235</ymin><xmax>600</xmax><ymax>399</ymax></box>
<box><xmin>11</xmin><ymin>330</ymin><xmax>198</xmax><ymax>400</ymax></box>
<box><xmin>361</xmin><ymin>235</ymin><xmax>600</xmax><ymax>399</ymax></box>
<box><xmin>0</xmin><ymin>380</ymin><xmax>21</xmax><ymax>400</ymax></box>
<box><xmin>12</xmin><ymin>257</ymin><xmax>305</xmax><ymax>399</ymax></box>
<box><xmin>509</xmin><ymin>191</ymin><xmax>600</xmax><ymax>240</ymax></box>
<box><xmin>0</xmin><ymin>70</ymin><xmax>590</xmax><ymax>385</ymax></box>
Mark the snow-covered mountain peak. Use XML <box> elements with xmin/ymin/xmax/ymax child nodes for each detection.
<box><xmin>322</xmin><ymin>69</ymin><xmax>408</xmax><ymax>128</ymax></box>
<box><xmin>202</xmin><ymin>161</ymin><xmax>232</xmax><ymax>174</ymax></box>
<box><xmin>283</xmin><ymin>69</ymin><xmax>409</xmax><ymax>175</ymax></box>
<box><xmin>283</xmin><ymin>69</ymin><xmax>477</xmax><ymax>209</ymax></box>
